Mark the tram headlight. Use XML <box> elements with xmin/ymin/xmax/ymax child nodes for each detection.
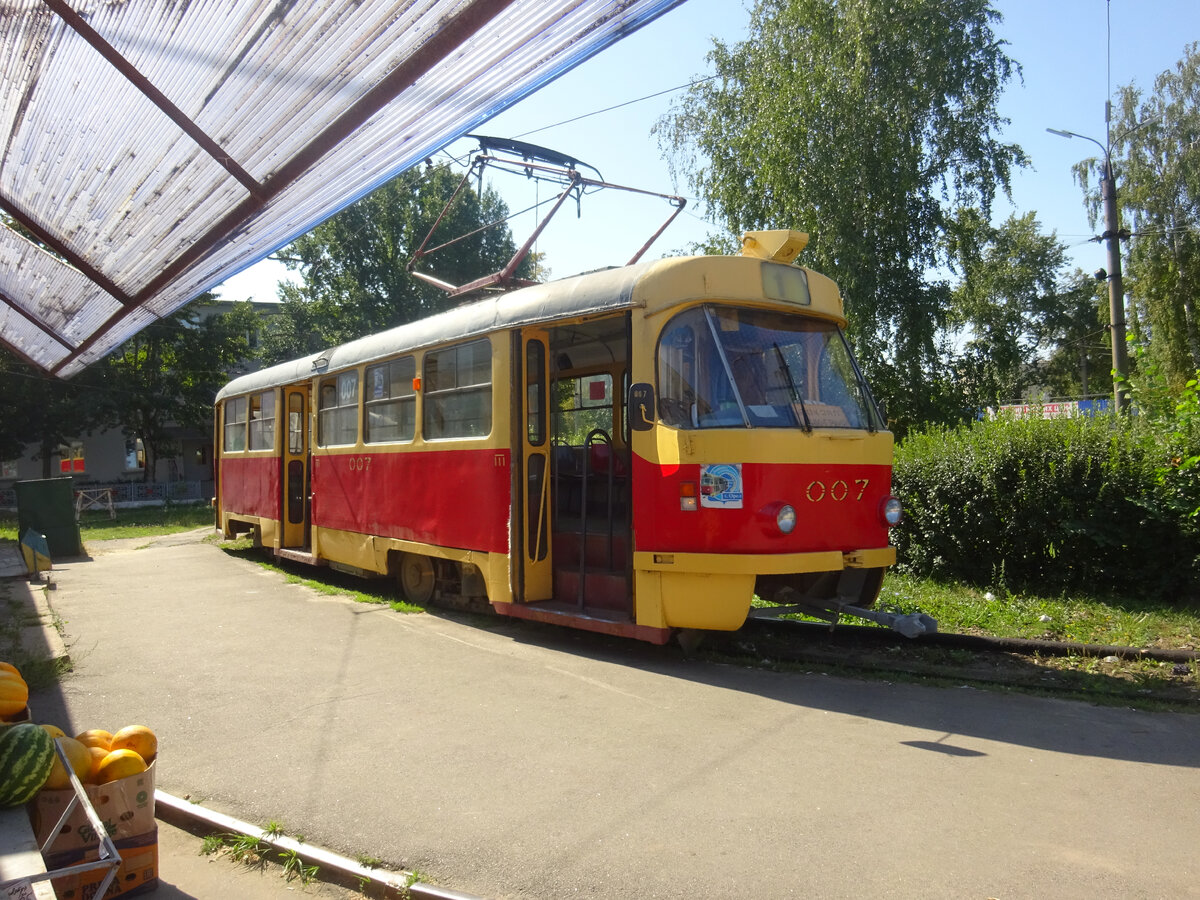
<box><xmin>776</xmin><ymin>504</ymin><xmax>797</xmax><ymax>534</ymax></box>
<box><xmin>881</xmin><ymin>496</ymin><xmax>903</xmax><ymax>527</ymax></box>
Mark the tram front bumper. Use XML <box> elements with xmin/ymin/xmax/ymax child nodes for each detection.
<box><xmin>631</xmin><ymin>547</ymin><xmax>896</xmax><ymax>633</ymax></box>
<box><xmin>633</xmin><ymin>546</ymin><xmax>895</xmax><ymax>575</ymax></box>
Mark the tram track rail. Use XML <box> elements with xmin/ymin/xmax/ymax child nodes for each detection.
<box><xmin>737</xmin><ymin>616</ymin><xmax>1200</xmax><ymax>662</ymax></box>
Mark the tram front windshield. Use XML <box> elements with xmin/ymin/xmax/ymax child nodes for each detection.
<box><xmin>656</xmin><ymin>305</ymin><xmax>883</xmax><ymax>430</ymax></box>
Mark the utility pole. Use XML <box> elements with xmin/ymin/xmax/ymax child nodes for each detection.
<box><xmin>1047</xmin><ymin>117</ymin><xmax>1156</xmax><ymax>413</ymax></box>
<box><xmin>1100</xmin><ymin>156</ymin><xmax>1130</xmax><ymax>412</ymax></box>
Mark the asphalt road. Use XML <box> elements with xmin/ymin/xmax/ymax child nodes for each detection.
<box><xmin>27</xmin><ymin>529</ymin><xmax>1200</xmax><ymax>898</ymax></box>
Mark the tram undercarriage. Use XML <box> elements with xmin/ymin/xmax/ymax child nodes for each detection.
<box><xmin>753</xmin><ymin>569</ymin><xmax>938</xmax><ymax>638</ymax></box>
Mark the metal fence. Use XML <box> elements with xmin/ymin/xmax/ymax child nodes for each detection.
<box><xmin>0</xmin><ymin>480</ymin><xmax>212</xmax><ymax>511</ymax></box>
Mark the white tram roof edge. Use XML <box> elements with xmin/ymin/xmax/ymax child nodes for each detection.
<box><xmin>215</xmin><ymin>261</ymin><xmax>651</xmax><ymax>402</ymax></box>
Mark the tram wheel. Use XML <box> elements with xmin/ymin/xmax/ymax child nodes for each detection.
<box><xmin>398</xmin><ymin>553</ymin><xmax>436</xmax><ymax>604</ymax></box>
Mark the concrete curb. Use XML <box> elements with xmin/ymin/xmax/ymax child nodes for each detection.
<box><xmin>21</xmin><ymin>581</ymin><xmax>68</xmax><ymax>666</ymax></box>
<box><xmin>154</xmin><ymin>791</ymin><xmax>482</xmax><ymax>900</ymax></box>
<box><xmin>1</xmin><ymin>554</ymin><xmax>69</xmax><ymax>669</ymax></box>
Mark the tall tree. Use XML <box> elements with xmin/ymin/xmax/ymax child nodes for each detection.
<box><xmin>946</xmin><ymin>210</ymin><xmax>1071</xmax><ymax>407</ymax></box>
<box><xmin>262</xmin><ymin>164</ymin><xmax>526</xmax><ymax>363</ymax></box>
<box><xmin>103</xmin><ymin>298</ymin><xmax>255</xmax><ymax>481</ymax></box>
<box><xmin>1084</xmin><ymin>42</ymin><xmax>1200</xmax><ymax>393</ymax></box>
<box><xmin>656</xmin><ymin>0</ymin><xmax>1026</xmax><ymax>430</ymax></box>
<box><xmin>1037</xmin><ymin>272</ymin><xmax>1110</xmax><ymax>403</ymax></box>
<box><xmin>0</xmin><ymin>349</ymin><xmax>111</xmax><ymax>477</ymax></box>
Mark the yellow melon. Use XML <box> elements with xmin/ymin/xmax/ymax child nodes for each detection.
<box><xmin>0</xmin><ymin>671</ymin><xmax>28</xmax><ymax>719</ymax></box>
<box><xmin>75</xmin><ymin>729</ymin><xmax>113</xmax><ymax>751</ymax></box>
<box><xmin>0</xmin><ymin>661</ymin><xmax>19</xmax><ymax>677</ymax></box>
<box><xmin>95</xmin><ymin>749</ymin><xmax>147</xmax><ymax>784</ymax></box>
<box><xmin>43</xmin><ymin>737</ymin><xmax>91</xmax><ymax>790</ymax></box>
<box><xmin>84</xmin><ymin>746</ymin><xmax>109</xmax><ymax>783</ymax></box>
<box><xmin>109</xmin><ymin>725</ymin><xmax>157</xmax><ymax>764</ymax></box>
<box><xmin>40</xmin><ymin>724</ymin><xmax>67</xmax><ymax>740</ymax></box>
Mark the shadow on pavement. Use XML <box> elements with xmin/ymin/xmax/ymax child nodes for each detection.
<box><xmin>470</xmin><ymin>608</ymin><xmax>1200</xmax><ymax>768</ymax></box>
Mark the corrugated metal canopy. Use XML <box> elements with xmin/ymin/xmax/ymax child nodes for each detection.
<box><xmin>0</xmin><ymin>0</ymin><xmax>684</xmax><ymax>378</ymax></box>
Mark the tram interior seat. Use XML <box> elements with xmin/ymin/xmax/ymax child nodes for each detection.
<box><xmin>588</xmin><ymin>440</ymin><xmax>628</xmax><ymax>478</ymax></box>
<box><xmin>553</xmin><ymin>438</ymin><xmax>629</xmax><ymax>521</ymax></box>
<box><xmin>553</xmin><ymin>441</ymin><xmax>583</xmax><ymax>516</ymax></box>
<box><xmin>554</xmin><ymin>440</ymin><xmax>580</xmax><ymax>476</ymax></box>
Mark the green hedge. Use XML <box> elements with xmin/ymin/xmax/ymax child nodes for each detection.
<box><xmin>892</xmin><ymin>414</ymin><xmax>1200</xmax><ymax>600</ymax></box>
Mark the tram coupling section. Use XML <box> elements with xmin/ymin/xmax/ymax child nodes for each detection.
<box><xmin>752</xmin><ymin>584</ymin><xmax>938</xmax><ymax>638</ymax></box>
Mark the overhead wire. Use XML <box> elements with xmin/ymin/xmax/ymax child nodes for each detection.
<box><xmin>412</xmin><ymin>77</ymin><xmax>723</xmax><ymax>259</ymax></box>
<box><xmin>509</xmin><ymin>75</ymin><xmax>718</xmax><ymax>140</ymax></box>
<box><xmin>266</xmin><ymin>74</ymin><xmax>724</xmax><ymax>288</ymax></box>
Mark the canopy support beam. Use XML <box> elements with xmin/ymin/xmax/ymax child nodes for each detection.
<box><xmin>0</xmin><ymin>196</ymin><xmax>133</xmax><ymax>308</ymax></box>
<box><xmin>52</xmin><ymin>0</ymin><xmax>517</xmax><ymax>375</ymax></box>
<box><xmin>43</xmin><ymin>0</ymin><xmax>267</xmax><ymax>200</ymax></box>
<box><xmin>0</xmin><ymin>287</ymin><xmax>76</xmax><ymax>357</ymax></box>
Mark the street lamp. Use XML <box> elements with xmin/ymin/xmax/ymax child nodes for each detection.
<box><xmin>1046</xmin><ymin>126</ymin><xmax>1129</xmax><ymax>412</ymax></box>
<box><xmin>1047</xmin><ymin>116</ymin><xmax>1158</xmax><ymax>414</ymax></box>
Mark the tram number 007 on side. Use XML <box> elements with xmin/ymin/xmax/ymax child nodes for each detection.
<box><xmin>348</xmin><ymin>456</ymin><xmax>372</xmax><ymax>472</ymax></box>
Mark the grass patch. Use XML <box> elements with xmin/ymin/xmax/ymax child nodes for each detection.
<box><xmin>877</xmin><ymin>573</ymin><xmax>1200</xmax><ymax>650</ymax></box>
<box><xmin>220</xmin><ymin>545</ymin><xmax>424</xmax><ymax>613</ymax></box>
<box><xmin>752</xmin><ymin>573</ymin><xmax>1200</xmax><ymax>651</ymax></box>
<box><xmin>0</xmin><ymin>504</ymin><xmax>214</xmax><ymax>543</ymax></box>
<box><xmin>199</xmin><ymin>825</ymin><xmax>326</xmax><ymax>888</ymax></box>
<box><xmin>743</xmin><ymin>572</ymin><xmax>1199</xmax><ymax>709</ymax></box>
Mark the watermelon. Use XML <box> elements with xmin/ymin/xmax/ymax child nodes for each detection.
<box><xmin>0</xmin><ymin>722</ymin><xmax>55</xmax><ymax>807</ymax></box>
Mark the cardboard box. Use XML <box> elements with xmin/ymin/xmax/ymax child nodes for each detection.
<box><xmin>44</xmin><ymin>829</ymin><xmax>158</xmax><ymax>900</ymax></box>
<box><xmin>27</xmin><ymin>763</ymin><xmax>155</xmax><ymax>855</ymax></box>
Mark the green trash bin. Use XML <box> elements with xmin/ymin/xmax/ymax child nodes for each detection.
<box><xmin>14</xmin><ymin>477</ymin><xmax>82</xmax><ymax>559</ymax></box>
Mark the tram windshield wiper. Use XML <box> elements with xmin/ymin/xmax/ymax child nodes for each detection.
<box><xmin>773</xmin><ymin>342</ymin><xmax>811</xmax><ymax>432</ymax></box>
<box><xmin>704</xmin><ymin>307</ymin><xmax>752</xmax><ymax>428</ymax></box>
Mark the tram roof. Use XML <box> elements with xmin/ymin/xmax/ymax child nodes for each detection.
<box><xmin>217</xmin><ymin>259</ymin><xmax>652</xmax><ymax>401</ymax></box>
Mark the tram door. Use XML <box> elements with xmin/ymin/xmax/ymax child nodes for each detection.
<box><xmin>519</xmin><ymin>330</ymin><xmax>554</xmax><ymax>601</ymax></box>
<box><xmin>281</xmin><ymin>385</ymin><xmax>311</xmax><ymax>549</ymax></box>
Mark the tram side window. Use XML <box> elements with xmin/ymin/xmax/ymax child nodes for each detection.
<box><xmin>224</xmin><ymin>397</ymin><xmax>248</xmax><ymax>452</ymax></box>
<box><xmin>365</xmin><ymin>357</ymin><xmax>416</xmax><ymax>444</ymax></box>
<box><xmin>318</xmin><ymin>371</ymin><xmax>359</xmax><ymax>447</ymax></box>
<box><xmin>424</xmin><ymin>339</ymin><xmax>492</xmax><ymax>440</ymax></box>
<box><xmin>248</xmin><ymin>391</ymin><xmax>276</xmax><ymax>451</ymax></box>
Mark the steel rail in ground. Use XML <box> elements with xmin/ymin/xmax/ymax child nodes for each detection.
<box><xmin>734</xmin><ymin>616</ymin><xmax>1199</xmax><ymax>663</ymax></box>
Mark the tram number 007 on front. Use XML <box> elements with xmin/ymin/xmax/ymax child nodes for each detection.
<box><xmin>805</xmin><ymin>479</ymin><xmax>869</xmax><ymax>502</ymax></box>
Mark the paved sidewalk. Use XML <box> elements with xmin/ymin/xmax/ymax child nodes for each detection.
<box><xmin>3</xmin><ymin>536</ymin><xmax>357</xmax><ymax>900</ymax></box>
<box><xmin>19</xmin><ymin>530</ymin><xmax>1200</xmax><ymax>898</ymax></box>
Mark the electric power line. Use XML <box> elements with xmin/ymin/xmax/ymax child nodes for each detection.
<box><xmin>510</xmin><ymin>75</ymin><xmax>718</xmax><ymax>140</ymax></box>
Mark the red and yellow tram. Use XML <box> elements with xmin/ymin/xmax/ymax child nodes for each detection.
<box><xmin>214</xmin><ymin>230</ymin><xmax>918</xmax><ymax>644</ymax></box>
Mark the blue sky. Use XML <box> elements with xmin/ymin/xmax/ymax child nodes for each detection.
<box><xmin>217</xmin><ymin>0</ymin><xmax>1200</xmax><ymax>301</ymax></box>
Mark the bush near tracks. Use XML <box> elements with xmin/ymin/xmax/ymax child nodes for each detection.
<box><xmin>892</xmin><ymin>411</ymin><xmax>1200</xmax><ymax>602</ymax></box>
